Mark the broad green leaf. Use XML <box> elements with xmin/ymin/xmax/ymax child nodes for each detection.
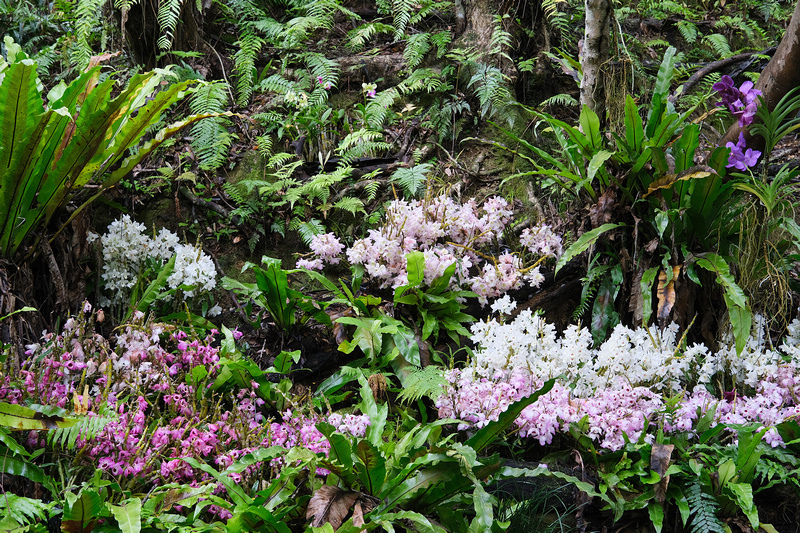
<box><xmin>555</xmin><ymin>223</ymin><xmax>623</xmax><ymax>275</ymax></box>
<box><xmin>64</xmin><ymin>490</ymin><xmax>105</xmax><ymax>533</ymax></box>
<box><xmin>648</xmin><ymin>502</ymin><xmax>664</xmax><ymax>533</ymax></box>
<box><xmin>108</xmin><ymin>499</ymin><xmax>142</xmax><ymax>533</ymax></box>
<box><xmin>725</xmin><ymin>294</ymin><xmax>752</xmax><ymax>357</ymax></box>
<box><xmin>354</xmin><ymin>439</ymin><xmax>387</xmax><ymax>496</ymax></box>
<box><xmin>646</xmin><ymin>46</ymin><xmax>676</xmax><ymax>138</ymax></box>
<box><xmin>0</xmin><ymin>401</ymin><xmax>77</xmax><ymax>431</ymax></box>
<box><xmin>624</xmin><ymin>95</ymin><xmax>644</xmax><ymax>153</ymax></box>
<box><xmin>727</xmin><ymin>483</ymin><xmax>758</xmax><ymax>529</ymax></box>
<box><xmin>579</xmin><ymin>105</ymin><xmax>602</xmax><ymax>151</ymax></box>
<box><xmin>695</xmin><ymin>254</ymin><xmax>748</xmax><ymax>308</ymax></box>
<box><xmin>640</xmin><ymin>266</ymin><xmax>660</xmax><ymax>326</ymax></box>
<box><xmin>129</xmin><ymin>254</ymin><xmax>176</xmax><ymax>318</ymax></box>
<box><xmin>587</xmin><ymin>150</ymin><xmax>614</xmax><ymax>185</ymax></box>
<box><xmin>406</xmin><ymin>251</ymin><xmax>425</xmax><ymax>288</ymax></box>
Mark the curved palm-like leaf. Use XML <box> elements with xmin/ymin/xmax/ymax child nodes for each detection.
<box><xmin>0</xmin><ymin>59</ymin><xmax>214</xmax><ymax>258</ymax></box>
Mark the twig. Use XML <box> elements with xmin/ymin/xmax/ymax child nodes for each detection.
<box><xmin>178</xmin><ymin>186</ymin><xmax>234</xmax><ymax>219</ymax></box>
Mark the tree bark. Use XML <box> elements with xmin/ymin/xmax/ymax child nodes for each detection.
<box><xmin>718</xmin><ymin>0</ymin><xmax>800</xmax><ymax>151</ymax></box>
<box><xmin>580</xmin><ymin>0</ymin><xmax>612</xmax><ymax>116</ymax></box>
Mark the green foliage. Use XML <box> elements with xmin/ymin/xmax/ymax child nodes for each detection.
<box><xmin>0</xmin><ymin>55</ymin><xmax>219</xmax><ymax>259</ymax></box>
<box><xmin>70</xmin><ymin>0</ymin><xmax>104</xmax><ymax>69</ymax></box>
<box><xmin>393</xmin><ymin>252</ymin><xmax>476</xmax><ymax>346</ymax></box>
<box><xmin>391</xmin><ymin>162</ymin><xmax>431</xmax><ymax>197</ymax></box>
<box><xmin>396</xmin><ymin>365</ymin><xmax>449</xmax><ymax>403</ymax></box>
<box><xmin>190</xmin><ymin>81</ymin><xmax>234</xmax><ymax>171</ymax></box>
<box><xmin>222</xmin><ymin>256</ymin><xmax>332</xmax><ymax>335</ymax></box>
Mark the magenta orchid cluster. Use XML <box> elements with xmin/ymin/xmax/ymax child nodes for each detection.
<box><xmin>713</xmin><ymin>75</ymin><xmax>763</xmax><ymax>170</ymax></box>
<box><xmin>297</xmin><ymin>195</ymin><xmax>563</xmax><ymax>304</ymax></box>
<box><xmin>1</xmin><ymin>304</ymin><xmax>369</xmax><ymax>515</ymax></box>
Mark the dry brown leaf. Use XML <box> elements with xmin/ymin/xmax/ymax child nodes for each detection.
<box><xmin>589</xmin><ymin>187</ymin><xmax>617</xmax><ymax>227</ymax></box>
<box><xmin>306</xmin><ymin>485</ymin><xmax>358</xmax><ymax>529</ymax></box>
<box><xmin>73</xmin><ymin>384</ymin><xmax>89</xmax><ymax>415</ymax></box>
<box><xmin>86</xmin><ymin>51</ymin><xmax>122</xmax><ymax>71</ymax></box>
<box><xmin>651</xmin><ymin>443</ymin><xmax>675</xmax><ymax>503</ymax></box>
<box><xmin>368</xmin><ymin>373</ymin><xmax>388</xmax><ymax>402</ymax></box>
<box><xmin>656</xmin><ymin>266</ymin><xmax>681</xmax><ymax>325</ymax></box>
<box><xmin>352</xmin><ymin>501</ymin><xmax>365</xmax><ymax>528</ymax></box>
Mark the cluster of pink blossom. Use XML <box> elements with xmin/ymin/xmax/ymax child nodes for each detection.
<box><xmin>296</xmin><ymin>232</ymin><xmax>345</xmax><ymax>270</ymax></box>
<box><xmin>1</xmin><ymin>304</ymin><xmax>369</xmax><ymax>513</ymax></box>
<box><xmin>436</xmin><ymin>362</ymin><xmax>800</xmax><ymax>451</ymax></box>
<box><xmin>297</xmin><ymin>195</ymin><xmax>563</xmax><ymax>304</ymax></box>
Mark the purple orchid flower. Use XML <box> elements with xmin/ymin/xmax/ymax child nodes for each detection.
<box><xmin>726</xmin><ymin>132</ymin><xmax>761</xmax><ymax>171</ymax></box>
<box><xmin>713</xmin><ymin>75</ymin><xmax>762</xmax><ymax>127</ymax></box>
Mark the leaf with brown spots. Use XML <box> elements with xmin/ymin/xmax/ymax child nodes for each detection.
<box><xmin>643</xmin><ymin>165</ymin><xmax>717</xmax><ymax>198</ymax></box>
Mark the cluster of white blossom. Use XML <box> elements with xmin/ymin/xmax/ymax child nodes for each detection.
<box><xmin>468</xmin><ymin>303</ymin><xmax>800</xmax><ymax>396</ymax></box>
<box><xmin>90</xmin><ymin>215</ymin><xmax>217</xmax><ymax>305</ymax></box>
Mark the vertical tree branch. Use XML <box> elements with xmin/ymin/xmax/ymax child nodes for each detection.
<box><xmin>580</xmin><ymin>0</ymin><xmax>612</xmax><ymax>116</ymax></box>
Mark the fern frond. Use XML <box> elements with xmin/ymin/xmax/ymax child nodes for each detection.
<box><xmin>363</xmin><ymin>180</ymin><xmax>382</xmax><ymax>202</ymax></box>
<box><xmin>333</xmin><ymin>196</ymin><xmax>366</xmax><ymax>215</ymax></box>
<box><xmin>70</xmin><ymin>0</ymin><xmax>105</xmax><ymax>69</ymax></box>
<box><xmin>404</xmin><ymin>33</ymin><xmax>432</xmax><ymax>69</ymax></box>
<box><xmin>703</xmin><ymin>33</ymin><xmax>732</xmax><ymax>58</ymax></box>
<box><xmin>290</xmin><ymin>218</ymin><xmax>326</xmax><ymax>244</ymax></box>
<box><xmin>347</xmin><ymin>22</ymin><xmax>395</xmax><ymax>52</ymax></box>
<box><xmin>336</xmin><ymin>130</ymin><xmax>391</xmax><ymax>165</ymax></box>
<box><xmin>468</xmin><ymin>63</ymin><xmax>517</xmax><ymax>127</ymax></box>
<box><xmin>233</xmin><ymin>30</ymin><xmax>265</xmax><ymax>105</ymax></box>
<box><xmin>489</xmin><ymin>14</ymin><xmax>513</xmax><ymax>59</ymax></box>
<box><xmin>0</xmin><ymin>494</ymin><xmax>54</xmax><ymax>526</ymax></box>
<box><xmin>686</xmin><ymin>483</ymin><xmax>725</xmax><ymax>533</ymax></box>
<box><xmin>541</xmin><ymin>93</ymin><xmax>578</xmax><ymax>107</ymax></box>
<box><xmin>391</xmin><ymin>0</ymin><xmax>415</xmax><ymax>39</ymax></box>
<box><xmin>398</xmin><ymin>365</ymin><xmax>449</xmax><ymax>403</ymax></box>
<box><xmin>48</xmin><ymin>413</ymin><xmax>116</xmax><ymax>451</ymax></box>
<box><xmin>677</xmin><ymin>21</ymin><xmax>698</xmax><ymax>44</ymax></box>
<box><xmin>190</xmin><ymin>81</ymin><xmax>233</xmax><ymax>171</ymax></box>
<box><xmin>430</xmin><ymin>31</ymin><xmax>452</xmax><ymax>58</ymax></box>
<box><xmin>391</xmin><ymin>162</ymin><xmax>430</xmax><ymax>197</ymax></box>
<box><xmin>156</xmin><ymin>0</ymin><xmax>184</xmax><ymax>50</ymax></box>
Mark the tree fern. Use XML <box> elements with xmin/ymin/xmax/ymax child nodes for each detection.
<box><xmin>685</xmin><ymin>483</ymin><xmax>725</xmax><ymax>533</ymax></box>
<box><xmin>397</xmin><ymin>365</ymin><xmax>449</xmax><ymax>403</ymax></box>
<box><xmin>190</xmin><ymin>81</ymin><xmax>233</xmax><ymax>171</ymax></box>
<box><xmin>391</xmin><ymin>162</ymin><xmax>430</xmax><ymax>197</ymax></box>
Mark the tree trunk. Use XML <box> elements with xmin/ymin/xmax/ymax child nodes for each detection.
<box><xmin>718</xmin><ymin>0</ymin><xmax>800</xmax><ymax>151</ymax></box>
<box><xmin>580</xmin><ymin>0</ymin><xmax>612</xmax><ymax>116</ymax></box>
